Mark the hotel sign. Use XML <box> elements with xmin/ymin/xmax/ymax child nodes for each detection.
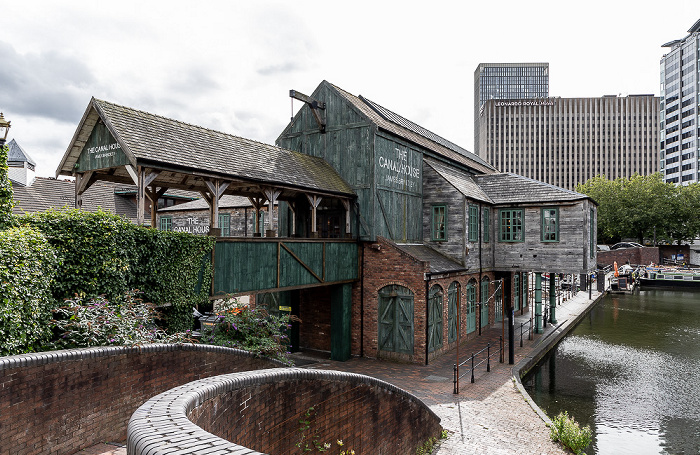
<box><xmin>376</xmin><ymin>139</ymin><xmax>422</xmax><ymax>194</ymax></box>
<box><xmin>76</xmin><ymin>122</ymin><xmax>129</xmax><ymax>171</ymax></box>
<box><xmin>494</xmin><ymin>99</ymin><xmax>557</xmax><ymax>107</ymax></box>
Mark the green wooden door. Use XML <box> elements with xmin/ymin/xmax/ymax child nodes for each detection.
<box><xmin>480</xmin><ymin>279</ymin><xmax>490</xmax><ymax>328</ymax></box>
<box><xmin>447</xmin><ymin>282</ymin><xmax>459</xmax><ymax>343</ymax></box>
<box><xmin>466</xmin><ymin>281</ymin><xmax>476</xmax><ymax>333</ymax></box>
<box><xmin>427</xmin><ymin>285</ymin><xmax>443</xmax><ymax>352</ymax></box>
<box><xmin>378</xmin><ymin>285</ymin><xmax>414</xmax><ymax>355</ymax></box>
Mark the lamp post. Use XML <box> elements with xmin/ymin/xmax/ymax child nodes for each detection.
<box><xmin>0</xmin><ymin>112</ymin><xmax>10</xmax><ymax>148</ymax></box>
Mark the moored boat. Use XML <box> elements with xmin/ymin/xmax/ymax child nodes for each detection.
<box><xmin>638</xmin><ymin>266</ymin><xmax>700</xmax><ymax>289</ymax></box>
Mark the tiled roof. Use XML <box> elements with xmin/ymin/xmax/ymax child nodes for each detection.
<box><xmin>11</xmin><ymin>177</ymin><xmax>140</xmax><ymax>222</ymax></box>
<box><xmin>328</xmin><ymin>82</ymin><xmax>495</xmax><ymax>174</ymax></box>
<box><xmin>395</xmin><ymin>243</ymin><xmax>465</xmax><ymax>273</ymax></box>
<box><xmin>424</xmin><ymin>158</ymin><xmax>493</xmax><ymax>204</ymax></box>
<box><xmin>7</xmin><ymin>139</ymin><xmax>36</xmax><ymax>166</ymax></box>
<box><xmin>473</xmin><ymin>173</ymin><xmax>590</xmax><ymax>205</ymax></box>
<box><xmin>57</xmin><ymin>98</ymin><xmax>355</xmax><ymax>198</ymax></box>
<box><xmin>159</xmin><ymin>194</ymin><xmax>254</xmax><ymax>212</ymax></box>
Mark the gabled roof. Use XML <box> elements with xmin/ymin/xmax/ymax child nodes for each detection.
<box><xmin>327</xmin><ymin>82</ymin><xmax>495</xmax><ymax>174</ymax></box>
<box><xmin>424</xmin><ymin>158</ymin><xmax>493</xmax><ymax>204</ymax></box>
<box><xmin>473</xmin><ymin>173</ymin><xmax>591</xmax><ymax>205</ymax></box>
<box><xmin>11</xmin><ymin>177</ymin><xmax>140</xmax><ymax>222</ymax></box>
<box><xmin>56</xmin><ymin>98</ymin><xmax>355</xmax><ymax>199</ymax></box>
<box><xmin>7</xmin><ymin>139</ymin><xmax>36</xmax><ymax>166</ymax></box>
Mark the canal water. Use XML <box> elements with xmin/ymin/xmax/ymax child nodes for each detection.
<box><xmin>522</xmin><ymin>290</ymin><xmax>700</xmax><ymax>455</ymax></box>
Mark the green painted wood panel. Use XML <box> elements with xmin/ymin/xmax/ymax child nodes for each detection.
<box><xmin>427</xmin><ymin>285</ymin><xmax>443</xmax><ymax>353</ymax></box>
<box><xmin>213</xmin><ymin>240</ymin><xmax>358</xmax><ymax>295</ymax></box>
<box><xmin>76</xmin><ymin>122</ymin><xmax>130</xmax><ymax>172</ymax></box>
<box><xmin>330</xmin><ymin>283</ymin><xmax>352</xmax><ymax>361</ymax></box>
<box><xmin>447</xmin><ymin>282</ymin><xmax>459</xmax><ymax>343</ymax></box>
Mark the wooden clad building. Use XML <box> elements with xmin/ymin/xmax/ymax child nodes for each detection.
<box><xmin>277</xmin><ymin>81</ymin><xmax>597</xmax><ymax>363</ymax></box>
<box><xmin>55</xmin><ymin>84</ymin><xmax>597</xmax><ymax>365</ymax></box>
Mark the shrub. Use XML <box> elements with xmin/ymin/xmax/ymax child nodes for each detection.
<box><xmin>50</xmin><ymin>290</ymin><xmax>195</xmax><ymax>348</ymax></box>
<box><xmin>0</xmin><ymin>226</ymin><xmax>58</xmax><ymax>355</ymax></box>
<box><xmin>202</xmin><ymin>297</ymin><xmax>292</xmax><ymax>365</ymax></box>
<box><xmin>17</xmin><ymin>209</ymin><xmax>214</xmax><ymax>333</ymax></box>
<box><xmin>549</xmin><ymin>411</ymin><xmax>592</xmax><ymax>455</ymax></box>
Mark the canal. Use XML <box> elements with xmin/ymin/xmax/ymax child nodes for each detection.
<box><xmin>522</xmin><ymin>289</ymin><xmax>700</xmax><ymax>455</ymax></box>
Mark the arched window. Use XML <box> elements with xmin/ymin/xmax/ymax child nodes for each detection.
<box><xmin>428</xmin><ymin>285</ymin><xmax>443</xmax><ymax>352</ymax></box>
<box><xmin>447</xmin><ymin>282</ymin><xmax>460</xmax><ymax>343</ymax></box>
<box><xmin>378</xmin><ymin>285</ymin><xmax>414</xmax><ymax>354</ymax></box>
<box><xmin>466</xmin><ymin>279</ymin><xmax>477</xmax><ymax>334</ymax></box>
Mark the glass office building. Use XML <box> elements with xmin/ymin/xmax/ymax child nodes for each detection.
<box><xmin>660</xmin><ymin>19</ymin><xmax>700</xmax><ymax>185</ymax></box>
<box><xmin>474</xmin><ymin>63</ymin><xmax>549</xmax><ymax>156</ymax></box>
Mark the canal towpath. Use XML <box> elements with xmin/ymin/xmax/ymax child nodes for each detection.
<box><xmin>78</xmin><ymin>287</ymin><xmax>604</xmax><ymax>455</ymax></box>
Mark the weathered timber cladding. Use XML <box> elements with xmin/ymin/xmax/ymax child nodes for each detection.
<box><xmin>213</xmin><ymin>240</ymin><xmax>359</xmax><ymax>295</ymax></box>
<box><xmin>422</xmin><ymin>163</ymin><xmax>466</xmax><ymax>264</ymax></box>
<box><xmin>157</xmin><ymin>206</ymin><xmax>271</xmax><ymax>236</ymax></box>
<box><xmin>492</xmin><ymin>201</ymin><xmax>595</xmax><ymax>273</ymax></box>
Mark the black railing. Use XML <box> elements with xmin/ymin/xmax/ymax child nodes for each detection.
<box><xmin>519</xmin><ymin>316</ymin><xmax>533</xmax><ymax>347</ymax></box>
<box><xmin>453</xmin><ymin>336</ymin><xmax>503</xmax><ymax>394</ymax></box>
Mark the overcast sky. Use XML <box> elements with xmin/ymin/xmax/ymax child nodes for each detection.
<box><xmin>2</xmin><ymin>0</ymin><xmax>698</xmax><ymax>177</ymax></box>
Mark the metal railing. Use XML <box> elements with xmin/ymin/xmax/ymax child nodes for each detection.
<box><xmin>519</xmin><ymin>316</ymin><xmax>533</xmax><ymax>347</ymax></box>
<box><xmin>453</xmin><ymin>336</ymin><xmax>502</xmax><ymax>394</ymax></box>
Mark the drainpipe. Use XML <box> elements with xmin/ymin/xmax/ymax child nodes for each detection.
<box><xmin>425</xmin><ymin>274</ymin><xmax>430</xmax><ymax>366</ymax></box>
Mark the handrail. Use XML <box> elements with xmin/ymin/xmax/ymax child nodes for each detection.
<box><xmin>453</xmin><ymin>336</ymin><xmax>503</xmax><ymax>394</ymax></box>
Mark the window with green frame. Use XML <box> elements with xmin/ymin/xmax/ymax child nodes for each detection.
<box><xmin>218</xmin><ymin>213</ymin><xmax>231</xmax><ymax>237</ymax></box>
<box><xmin>541</xmin><ymin>208</ymin><xmax>559</xmax><ymax>242</ymax></box>
<box><xmin>483</xmin><ymin>207</ymin><xmax>490</xmax><ymax>242</ymax></box>
<box><xmin>159</xmin><ymin>216</ymin><xmax>172</xmax><ymax>231</ymax></box>
<box><xmin>431</xmin><ymin>205</ymin><xmax>447</xmax><ymax>241</ymax></box>
<box><xmin>468</xmin><ymin>204</ymin><xmax>478</xmax><ymax>242</ymax></box>
<box><xmin>499</xmin><ymin>209</ymin><xmax>524</xmax><ymax>242</ymax></box>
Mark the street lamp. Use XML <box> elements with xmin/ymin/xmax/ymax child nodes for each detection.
<box><xmin>0</xmin><ymin>112</ymin><xmax>10</xmax><ymax>148</ymax></box>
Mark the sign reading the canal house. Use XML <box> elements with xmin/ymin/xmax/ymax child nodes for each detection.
<box><xmin>172</xmin><ymin>216</ymin><xmax>210</xmax><ymax>234</ymax></box>
<box><xmin>375</xmin><ymin>138</ymin><xmax>422</xmax><ymax>194</ymax></box>
<box><xmin>77</xmin><ymin>122</ymin><xmax>130</xmax><ymax>171</ymax></box>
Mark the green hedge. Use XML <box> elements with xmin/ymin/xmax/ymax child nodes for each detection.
<box><xmin>17</xmin><ymin>209</ymin><xmax>214</xmax><ymax>332</ymax></box>
<box><xmin>0</xmin><ymin>226</ymin><xmax>58</xmax><ymax>355</ymax></box>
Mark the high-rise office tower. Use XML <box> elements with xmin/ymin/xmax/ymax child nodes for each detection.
<box><xmin>478</xmin><ymin>95</ymin><xmax>660</xmax><ymax>191</ymax></box>
<box><xmin>660</xmin><ymin>19</ymin><xmax>700</xmax><ymax>185</ymax></box>
<box><xmin>474</xmin><ymin>63</ymin><xmax>549</xmax><ymax>156</ymax></box>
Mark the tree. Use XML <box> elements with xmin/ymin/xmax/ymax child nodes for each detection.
<box><xmin>577</xmin><ymin>173</ymin><xmax>698</xmax><ymax>245</ymax></box>
<box><xmin>0</xmin><ymin>142</ymin><xmax>14</xmax><ymax>230</ymax></box>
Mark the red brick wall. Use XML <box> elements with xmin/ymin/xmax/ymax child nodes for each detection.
<box><xmin>598</xmin><ymin>247</ymin><xmax>660</xmax><ymax>268</ymax></box>
<box><xmin>188</xmin><ymin>372</ymin><xmax>442</xmax><ymax>455</ymax></box>
<box><xmin>0</xmin><ymin>345</ymin><xmax>280</xmax><ymax>455</ymax></box>
<box><xmin>355</xmin><ymin>237</ymin><xmax>499</xmax><ymax>364</ymax></box>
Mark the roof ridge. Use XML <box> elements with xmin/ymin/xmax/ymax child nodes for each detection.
<box><xmin>93</xmin><ymin>98</ymin><xmax>293</xmax><ymax>155</ymax></box>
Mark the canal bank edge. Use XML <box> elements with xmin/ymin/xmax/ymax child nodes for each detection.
<box><xmin>511</xmin><ymin>292</ymin><xmax>606</xmax><ymax>425</ymax></box>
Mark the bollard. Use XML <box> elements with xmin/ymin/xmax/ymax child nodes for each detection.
<box><xmin>453</xmin><ymin>364</ymin><xmax>458</xmax><ymax>394</ymax></box>
<box><xmin>520</xmin><ymin>322</ymin><xmax>524</xmax><ymax>347</ymax></box>
<box><xmin>471</xmin><ymin>354</ymin><xmax>475</xmax><ymax>383</ymax></box>
<box><xmin>487</xmin><ymin>344</ymin><xmax>491</xmax><ymax>372</ymax></box>
<box><xmin>499</xmin><ymin>336</ymin><xmax>504</xmax><ymax>363</ymax></box>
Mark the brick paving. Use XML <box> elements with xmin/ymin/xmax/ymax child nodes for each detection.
<box><xmin>297</xmin><ymin>289</ymin><xmax>603</xmax><ymax>454</ymax></box>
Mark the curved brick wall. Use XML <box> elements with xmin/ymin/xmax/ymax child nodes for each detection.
<box><xmin>128</xmin><ymin>368</ymin><xmax>442</xmax><ymax>455</ymax></box>
<box><xmin>0</xmin><ymin>344</ymin><xmax>282</xmax><ymax>454</ymax></box>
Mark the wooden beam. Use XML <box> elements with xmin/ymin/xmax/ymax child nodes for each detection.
<box><xmin>136</xmin><ymin>166</ymin><xmax>145</xmax><ymax>226</ymax></box>
<box><xmin>263</xmin><ymin>187</ymin><xmax>281</xmax><ymax>236</ymax></box>
<box><xmin>342</xmin><ymin>199</ymin><xmax>351</xmax><ymax>237</ymax></box>
<box><xmin>290</xmin><ymin>89</ymin><xmax>326</xmax><ymax>133</ymax></box>
<box><xmin>306</xmin><ymin>194</ymin><xmax>322</xmax><ymax>238</ymax></box>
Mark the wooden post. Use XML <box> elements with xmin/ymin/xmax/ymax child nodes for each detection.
<box><xmin>306</xmin><ymin>194</ymin><xmax>322</xmax><ymax>238</ymax></box>
<box><xmin>146</xmin><ymin>186</ymin><xmax>168</xmax><ymax>228</ymax></box>
<box><xmin>263</xmin><ymin>187</ymin><xmax>281</xmax><ymax>237</ymax></box>
<box><xmin>248</xmin><ymin>196</ymin><xmax>267</xmax><ymax>236</ymax></box>
<box><xmin>288</xmin><ymin>201</ymin><xmax>297</xmax><ymax>237</ymax></box>
<box><xmin>342</xmin><ymin>199</ymin><xmax>351</xmax><ymax>238</ymax></box>
<box><xmin>204</xmin><ymin>180</ymin><xmax>230</xmax><ymax>235</ymax></box>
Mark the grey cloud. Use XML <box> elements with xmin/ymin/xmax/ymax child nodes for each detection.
<box><xmin>256</xmin><ymin>61</ymin><xmax>304</xmax><ymax>77</ymax></box>
<box><xmin>0</xmin><ymin>41</ymin><xmax>96</xmax><ymax>122</ymax></box>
